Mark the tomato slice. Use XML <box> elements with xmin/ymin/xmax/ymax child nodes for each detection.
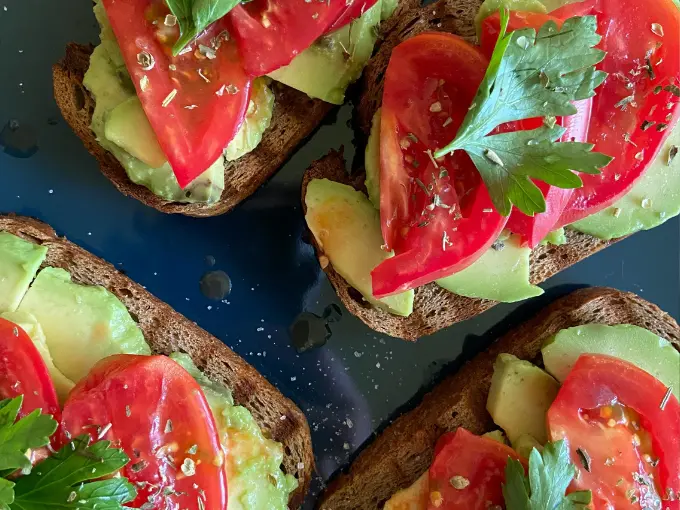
<box><xmin>371</xmin><ymin>33</ymin><xmax>507</xmax><ymax>298</ymax></box>
<box><xmin>557</xmin><ymin>0</ymin><xmax>680</xmax><ymax>226</ymax></box>
<box><xmin>428</xmin><ymin>428</ymin><xmax>525</xmax><ymax>509</ymax></box>
<box><xmin>62</xmin><ymin>355</ymin><xmax>228</xmax><ymax>510</ymax></box>
<box><xmin>547</xmin><ymin>354</ymin><xmax>680</xmax><ymax>509</ymax></box>
<box><xmin>0</xmin><ymin>318</ymin><xmax>60</xmax><ymax>420</ymax></box>
<box><xmin>228</xmin><ymin>0</ymin><xmax>377</xmax><ymax>77</ymax></box>
<box><xmin>481</xmin><ymin>11</ymin><xmax>594</xmax><ymax>247</ymax></box>
<box><xmin>102</xmin><ymin>0</ymin><xmax>251</xmax><ymax>189</ymax></box>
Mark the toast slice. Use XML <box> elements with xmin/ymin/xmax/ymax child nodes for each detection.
<box><xmin>0</xmin><ymin>214</ymin><xmax>313</xmax><ymax>509</ymax></box>
<box><xmin>53</xmin><ymin>43</ymin><xmax>333</xmax><ymax>217</ymax></box>
<box><xmin>302</xmin><ymin>151</ymin><xmax>619</xmax><ymax>339</ymax></box>
<box><xmin>317</xmin><ymin>287</ymin><xmax>680</xmax><ymax>510</ymax></box>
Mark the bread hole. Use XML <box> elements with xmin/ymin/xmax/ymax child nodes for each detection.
<box><xmin>560</xmin><ymin>253</ymin><xmax>569</xmax><ymax>260</ymax></box>
<box><xmin>425</xmin><ymin>309</ymin><xmax>437</xmax><ymax>319</ymax></box>
<box><xmin>128</xmin><ymin>311</ymin><xmax>140</xmax><ymax>324</ymax></box>
<box><xmin>451</xmin><ymin>411</ymin><xmax>459</xmax><ymax>420</ymax></box>
<box><xmin>117</xmin><ymin>288</ymin><xmax>134</xmax><ymax>299</ymax></box>
<box><xmin>73</xmin><ymin>85</ymin><xmax>86</xmax><ymax>110</ymax></box>
<box><xmin>399</xmin><ymin>17</ymin><xmax>422</xmax><ymax>37</ymax></box>
<box><xmin>536</xmin><ymin>253</ymin><xmax>548</xmax><ymax>261</ymax></box>
<box><xmin>347</xmin><ymin>287</ymin><xmax>372</xmax><ymax>309</ymax></box>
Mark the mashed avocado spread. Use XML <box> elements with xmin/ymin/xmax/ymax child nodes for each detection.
<box><xmin>84</xmin><ymin>0</ymin><xmax>274</xmax><ymax>204</ymax></box>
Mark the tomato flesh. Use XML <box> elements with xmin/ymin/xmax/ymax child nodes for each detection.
<box><xmin>428</xmin><ymin>428</ymin><xmax>525</xmax><ymax>509</ymax></box>
<box><xmin>103</xmin><ymin>0</ymin><xmax>251</xmax><ymax>189</ymax></box>
<box><xmin>62</xmin><ymin>355</ymin><xmax>228</xmax><ymax>510</ymax></box>
<box><xmin>371</xmin><ymin>33</ymin><xmax>507</xmax><ymax>298</ymax></box>
<box><xmin>0</xmin><ymin>318</ymin><xmax>60</xmax><ymax>420</ymax></box>
<box><xmin>547</xmin><ymin>354</ymin><xmax>680</xmax><ymax>509</ymax></box>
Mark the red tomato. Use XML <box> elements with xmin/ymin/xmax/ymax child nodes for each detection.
<box><xmin>228</xmin><ymin>0</ymin><xmax>377</xmax><ymax>76</ymax></box>
<box><xmin>0</xmin><ymin>318</ymin><xmax>60</xmax><ymax>420</ymax></box>
<box><xmin>102</xmin><ymin>0</ymin><xmax>251</xmax><ymax>189</ymax></box>
<box><xmin>481</xmin><ymin>11</ymin><xmax>594</xmax><ymax>247</ymax></box>
<box><xmin>428</xmin><ymin>428</ymin><xmax>525</xmax><ymax>509</ymax></box>
<box><xmin>547</xmin><ymin>354</ymin><xmax>680</xmax><ymax>510</ymax></box>
<box><xmin>371</xmin><ymin>33</ymin><xmax>507</xmax><ymax>298</ymax></box>
<box><xmin>62</xmin><ymin>355</ymin><xmax>228</xmax><ymax>510</ymax></box>
<box><xmin>557</xmin><ymin>0</ymin><xmax>680</xmax><ymax>226</ymax></box>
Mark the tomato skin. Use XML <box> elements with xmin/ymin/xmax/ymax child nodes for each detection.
<box><xmin>428</xmin><ymin>428</ymin><xmax>525</xmax><ymax>509</ymax></box>
<box><xmin>62</xmin><ymin>355</ymin><xmax>228</xmax><ymax>510</ymax></box>
<box><xmin>0</xmin><ymin>318</ymin><xmax>60</xmax><ymax>420</ymax></box>
<box><xmin>102</xmin><ymin>0</ymin><xmax>251</xmax><ymax>189</ymax></box>
<box><xmin>557</xmin><ymin>0</ymin><xmax>680</xmax><ymax>226</ymax></box>
<box><xmin>372</xmin><ymin>32</ymin><xmax>507</xmax><ymax>298</ymax></box>
<box><xmin>547</xmin><ymin>354</ymin><xmax>680</xmax><ymax>510</ymax></box>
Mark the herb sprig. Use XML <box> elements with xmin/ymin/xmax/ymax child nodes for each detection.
<box><xmin>166</xmin><ymin>0</ymin><xmax>241</xmax><ymax>55</ymax></box>
<box><xmin>434</xmin><ymin>9</ymin><xmax>613</xmax><ymax>216</ymax></box>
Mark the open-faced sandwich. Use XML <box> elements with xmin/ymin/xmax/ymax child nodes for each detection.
<box><xmin>53</xmin><ymin>0</ymin><xmax>402</xmax><ymax>216</ymax></box>
<box><xmin>302</xmin><ymin>0</ymin><xmax>680</xmax><ymax>339</ymax></box>
<box><xmin>317</xmin><ymin>287</ymin><xmax>680</xmax><ymax>509</ymax></box>
<box><xmin>0</xmin><ymin>215</ymin><xmax>312</xmax><ymax>509</ymax></box>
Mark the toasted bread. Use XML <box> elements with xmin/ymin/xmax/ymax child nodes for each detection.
<box><xmin>301</xmin><ymin>151</ymin><xmax>619</xmax><ymax>339</ymax></box>
<box><xmin>53</xmin><ymin>43</ymin><xmax>333</xmax><ymax>217</ymax></box>
<box><xmin>317</xmin><ymin>287</ymin><xmax>680</xmax><ymax>510</ymax></box>
<box><xmin>0</xmin><ymin>214</ymin><xmax>313</xmax><ymax>509</ymax></box>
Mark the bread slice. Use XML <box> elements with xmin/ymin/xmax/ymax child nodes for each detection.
<box><xmin>318</xmin><ymin>287</ymin><xmax>680</xmax><ymax>510</ymax></box>
<box><xmin>302</xmin><ymin>151</ymin><xmax>619</xmax><ymax>339</ymax></box>
<box><xmin>0</xmin><ymin>214</ymin><xmax>313</xmax><ymax>509</ymax></box>
<box><xmin>53</xmin><ymin>43</ymin><xmax>333</xmax><ymax>217</ymax></box>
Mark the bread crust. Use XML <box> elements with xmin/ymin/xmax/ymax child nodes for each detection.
<box><xmin>317</xmin><ymin>287</ymin><xmax>680</xmax><ymax>510</ymax></box>
<box><xmin>0</xmin><ymin>214</ymin><xmax>313</xmax><ymax>509</ymax></box>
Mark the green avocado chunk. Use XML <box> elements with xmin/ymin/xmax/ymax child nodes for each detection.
<box><xmin>436</xmin><ymin>232</ymin><xmax>544</xmax><ymax>303</ymax></box>
<box><xmin>540</xmin><ymin>227</ymin><xmax>567</xmax><ymax>246</ymax></box>
<box><xmin>0</xmin><ymin>231</ymin><xmax>47</xmax><ymax>313</ymax></box>
<box><xmin>170</xmin><ymin>353</ymin><xmax>298</xmax><ymax>510</ymax></box>
<box><xmin>268</xmin><ymin>1</ymin><xmax>384</xmax><ymax>105</ymax></box>
<box><xmin>365</xmin><ymin>109</ymin><xmax>382</xmax><ymax>209</ymax></box>
<box><xmin>17</xmin><ymin>267</ymin><xmax>150</xmax><ymax>383</ymax></box>
<box><xmin>305</xmin><ymin>178</ymin><xmax>414</xmax><ymax>317</ymax></box>
<box><xmin>542</xmin><ymin>324</ymin><xmax>680</xmax><ymax>399</ymax></box>
<box><xmin>572</xmin><ymin>125</ymin><xmax>680</xmax><ymax>240</ymax></box>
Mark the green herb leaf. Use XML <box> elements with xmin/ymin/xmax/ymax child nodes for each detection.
<box><xmin>0</xmin><ymin>478</ymin><xmax>15</xmax><ymax>507</ymax></box>
<box><xmin>435</xmin><ymin>10</ymin><xmax>612</xmax><ymax>216</ymax></box>
<box><xmin>10</xmin><ymin>435</ymin><xmax>135</xmax><ymax>510</ymax></box>
<box><xmin>503</xmin><ymin>440</ymin><xmax>592</xmax><ymax>510</ymax></box>
<box><xmin>168</xmin><ymin>0</ymin><xmax>240</xmax><ymax>55</ymax></box>
<box><xmin>0</xmin><ymin>397</ymin><xmax>58</xmax><ymax>473</ymax></box>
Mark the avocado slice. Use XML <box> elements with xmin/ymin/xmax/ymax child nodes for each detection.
<box><xmin>483</xmin><ymin>430</ymin><xmax>509</xmax><ymax>444</ymax></box>
<box><xmin>365</xmin><ymin>109</ymin><xmax>382</xmax><ymax>209</ymax></box>
<box><xmin>540</xmin><ymin>227</ymin><xmax>567</xmax><ymax>246</ymax></box>
<box><xmin>17</xmin><ymin>267</ymin><xmax>151</xmax><ymax>383</ymax></box>
<box><xmin>305</xmin><ymin>179</ymin><xmax>414</xmax><ymax>317</ymax></box>
<box><xmin>512</xmin><ymin>433</ymin><xmax>543</xmax><ymax>458</ymax></box>
<box><xmin>487</xmin><ymin>353</ymin><xmax>560</xmax><ymax>443</ymax></box>
<box><xmin>0</xmin><ymin>232</ymin><xmax>47</xmax><ymax>313</ymax></box>
<box><xmin>268</xmin><ymin>1</ymin><xmax>383</xmax><ymax>105</ymax></box>
<box><xmin>542</xmin><ymin>324</ymin><xmax>680</xmax><ymax>399</ymax></box>
<box><xmin>572</xmin><ymin>125</ymin><xmax>680</xmax><ymax>240</ymax></box>
<box><xmin>436</xmin><ymin>233</ymin><xmax>544</xmax><ymax>303</ymax></box>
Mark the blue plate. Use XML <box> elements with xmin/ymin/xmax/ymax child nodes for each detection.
<box><xmin>1</xmin><ymin>1</ymin><xmax>678</xmax><ymax>506</ymax></box>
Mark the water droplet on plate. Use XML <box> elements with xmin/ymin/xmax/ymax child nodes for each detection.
<box><xmin>0</xmin><ymin>119</ymin><xmax>38</xmax><ymax>158</ymax></box>
<box><xmin>290</xmin><ymin>312</ymin><xmax>332</xmax><ymax>353</ymax></box>
<box><xmin>200</xmin><ymin>270</ymin><xmax>231</xmax><ymax>300</ymax></box>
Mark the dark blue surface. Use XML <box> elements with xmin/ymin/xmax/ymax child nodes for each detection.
<box><xmin>1</xmin><ymin>1</ymin><xmax>679</xmax><ymax>507</ymax></box>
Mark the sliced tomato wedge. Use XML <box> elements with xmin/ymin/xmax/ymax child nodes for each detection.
<box><xmin>556</xmin><ymin>0</ymin><xmax>680</xmax><ymax>226</ymax></box>
<box><xmin>228</xmin><ymin>0</ymin><xmax>377</xmax><ymax>77</ymax></box>
<box><xmin>0</xmin><ymin>318</ymin><xmax>60</xmax><ymax>420</ymax></box>
<box><xmin>371</xmin><ymin>33</ymin><xmax>507</xmax><ymax>298</ymax></box>
<box><xmin>547</xmin><ymin>354</ymin><xmax>680</xmax><ymax>510</ymax></box>
<box><xmin>428</xmin><ymin>428</ymin><xmax>525</xmax><ymax>509</ymax></box>
<box><xmin>481</xmin><ymin>11</ymin><xmax>594</xmax><ymax>247</ymax></box>
<box><xmin>62</xmin><ymin>355</ymin><xmax>228</xmax><ymax>510</ymax></box>
<box><xmin>102</xmin><ymin>0</ymin><xmax>251</xmax><ymax>189</ymax></box>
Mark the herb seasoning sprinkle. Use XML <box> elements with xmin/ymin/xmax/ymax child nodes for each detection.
<box><xmin>162</xmin><ymin>89</ymin><xmax>178</xmax><ymax>108</ymax></box>
<box><xmin>660</xmin><ymin>386</ymin><xmax>672</xmax><ymax>410</ymax></box>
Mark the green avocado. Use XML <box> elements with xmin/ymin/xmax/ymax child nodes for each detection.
<box><xmin>0</xmin><ymin>231</ymin><xmax>47</xmax><ymax>313</ymax></box>
<box><xmin>170</xmin><ymin>353</ymin><xmax>298</xmax><ymax>510</ymax></box>
<box><xmin>542</xmin><ymin>324</ymin><xmax>680</xmax><ymax>399</ymax></box>
<box><xmin>17</xmin><ymin>267</ymin><xmax>150</xmax><ymax>383</ymax></box>
<box><xmin>365</xmin><ymin>109</ymin><xmax>382</xmax><ymax>209</ymax></box>
<box><xmin>540</xmin><ymin>227</ymin><xmax>567</xmax><ymax>246</ymax></box>
<box><xmin>512</xmin><ymin>433</ymin><xmax>543</xmax><ymax>458</ymax></box>
<box><xmin>268</xmin><ymin>0</ymin><xmax>384</xmax><ymax>105</ymax></box>
<box><xmin>571</xmin><ymin>125</ymin><xmax>680</xmax><ymax>240</ymax></box>
<box><xmin>482</xmin><ymin>430</ymin><xmax>509</xmax><ymax>444</ymax></box>
<box><xmin>436</xmin><ymin>232</ymin><xmax>544</xmax><ymax>303</ymax></box>
<box><xmin>305</xmin><ymin>178</ymin><xmax>414</xmax><ymax>317</ymax></box>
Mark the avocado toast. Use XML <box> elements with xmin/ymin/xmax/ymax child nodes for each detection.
<box><xmin>0</xmin><ymin>214</ymin><xmax>313</xmax><ymax>509</ymax></box>
<box><xmin>317</xmin><ymin>287</ymin><xmax>680</xmax><ymax>509</ymax></box>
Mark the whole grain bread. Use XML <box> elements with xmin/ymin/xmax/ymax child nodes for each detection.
<box><xmin>53</xmin><ymin>43</ymin><xmax>333</xmax><ymax>217</ymax></box>
<box><xmin>302</xmin><ymin>151</ymin><xmax>619</xmax><ymax>340</ymax></box>
<box><xmin>318</xmin><ymin>287</ymin><xmax>680</xmax><ymax>510</ymax></box>
<box><xmin>0</xmin><ymin>214</ymin><xmax>313</xmax><ymax>509</ymax></box>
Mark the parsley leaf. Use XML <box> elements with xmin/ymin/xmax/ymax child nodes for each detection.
<box><xmin>0</xmin><ymin>397</ymin><xmax>57</xmax><ymax>473</ymax></box>
<box><xmin>167</xmin><ymin>0</ymin><xmax>240</xmax><ymax>55</ymax></box>
<box><xmin>435</xmin><ymin>10</ymin><xmax>613</xmax><ymax>216</ymax></box>
<box><xmin>10</xmin><ymin>435</ymin><xmax>135</xmax><ymax>510</ymax></box>
<box><xmin>503</xmin><ymin>440</ymin><xmax>592</xmax><ymax>510</ymax></box>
